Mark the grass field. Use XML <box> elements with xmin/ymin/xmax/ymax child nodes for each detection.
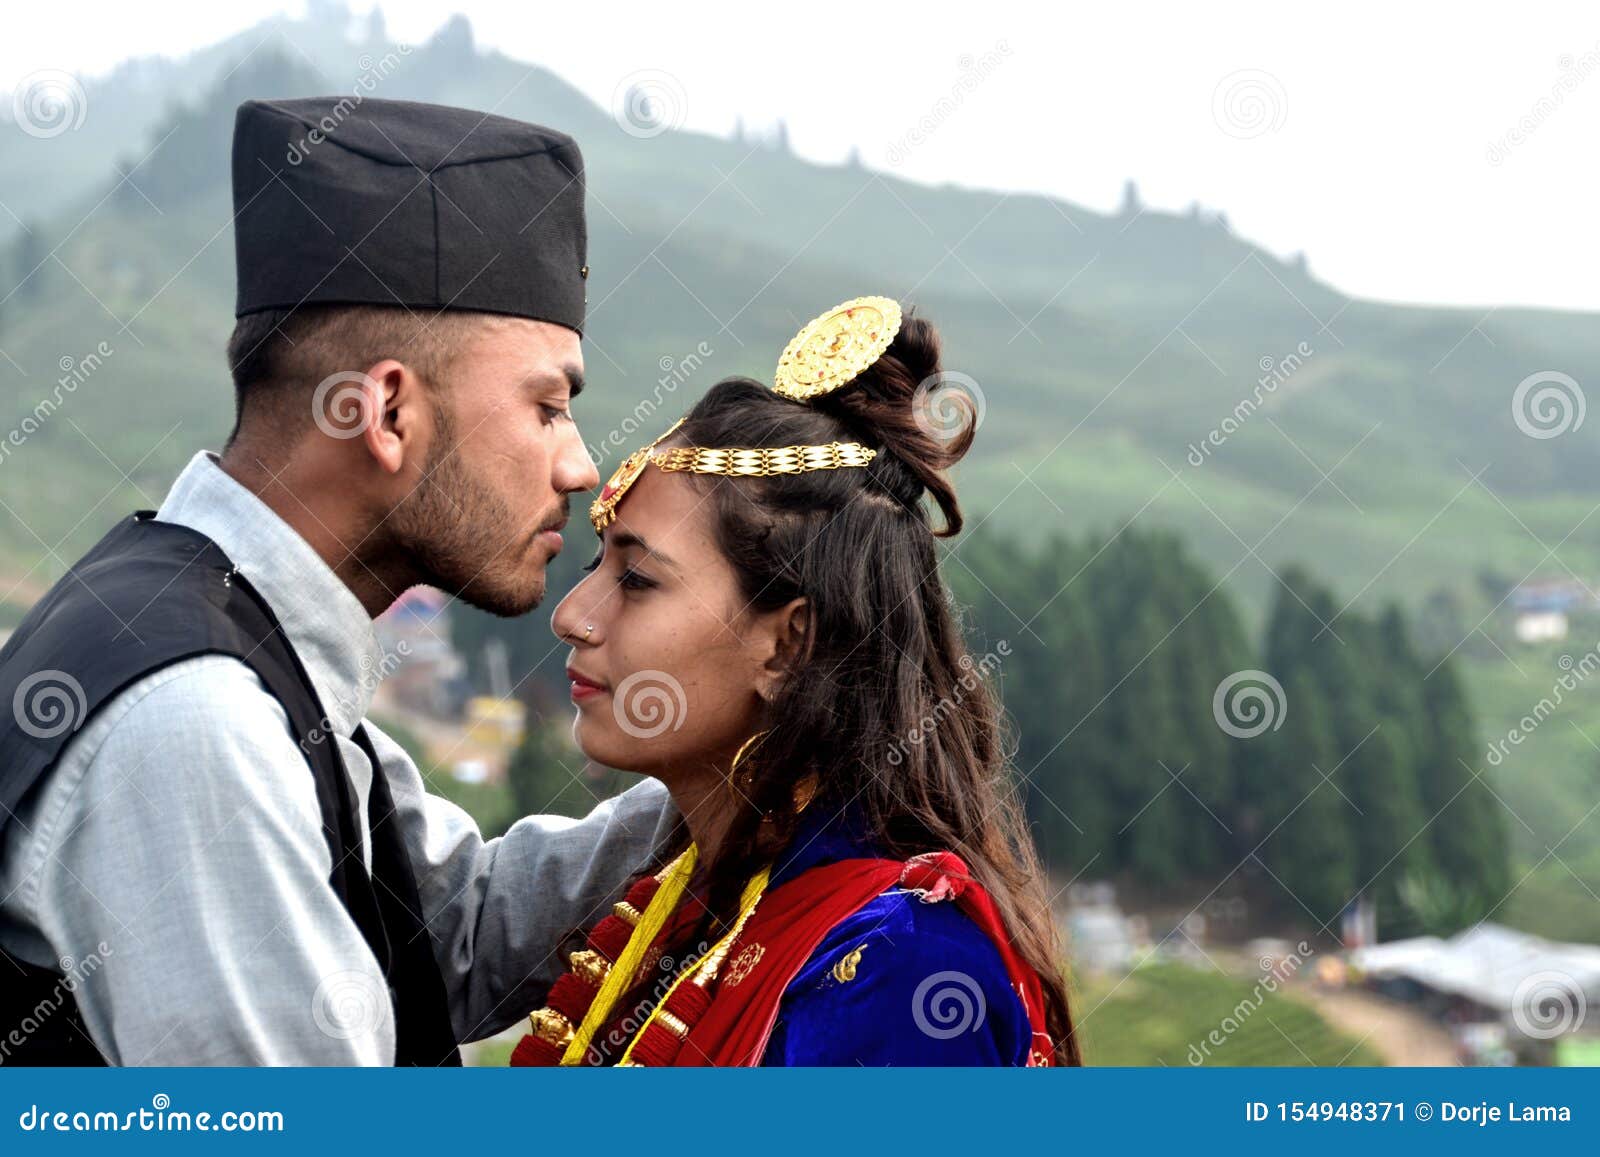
<box><xmin>1074</xmin><ymin>960</ymin><xmax>1384</xmax><ymax>1067</ymax></box>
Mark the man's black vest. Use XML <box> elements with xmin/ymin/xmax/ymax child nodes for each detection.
<box><xmin>0</xmin><ymin>512</ymin><xmax>461</xmax><ymax>1066</ymax></box>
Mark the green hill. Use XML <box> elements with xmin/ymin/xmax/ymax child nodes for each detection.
<box><xmin>3</xmin><ymin>9</ymin><xmax>1597</xmax><ymax>943</ymax></box>
<box><xmin>4</xmin><ymin>11</ymin><xmax>1595</xmax><ymax>615</ymax></box>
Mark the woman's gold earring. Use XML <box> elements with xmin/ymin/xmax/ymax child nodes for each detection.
<box><xmin>792</xmin><ymin>773</ymin><xmax>819</xmax><ymax>815</ymax></box>
<box><xmin>728</xmin><ymin>729</ymin><xmax>770</xmax><ymax>798</ymax></box>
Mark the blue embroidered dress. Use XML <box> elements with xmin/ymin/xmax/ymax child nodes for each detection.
<box><xmin>759</xmin><ymin>808</ymin><xmax>1032</xmax><ymax>1066</ymax></box>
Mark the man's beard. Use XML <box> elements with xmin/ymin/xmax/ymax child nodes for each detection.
<box><xmin>395</xmin><ymin>404</ymin><xmax>560</xmax><ymax>618</ymax></box>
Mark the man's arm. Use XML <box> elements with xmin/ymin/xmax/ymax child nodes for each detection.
<box><xmin>26</xmin><ymin>657</ymin><xmax>395</xmax><ymax>1065</ymax></box>
<box><xmin>362</xmin><ymin>721</ymin><xmax>678</xmax><ymax>1043</ymax></box>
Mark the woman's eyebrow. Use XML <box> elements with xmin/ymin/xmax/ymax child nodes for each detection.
<box><xmin>608</xmin><ymin>529</ymin><xmax>680</xmax><ymax>572</ymax></box>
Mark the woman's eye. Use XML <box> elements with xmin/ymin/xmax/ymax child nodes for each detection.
<box><xmin>582</xmin><ymin>551</ymin><xmax>651</xmax><ymax>591</ymax></box>
<box><xmin>619</xmin><ymin>568</ymin><xmax>655</xmax><ymax>592</ymax></box>
<box><xmin>542</xmin><ymin>404</ymin><xmax>573</xmax><ymax>424</ymax></box>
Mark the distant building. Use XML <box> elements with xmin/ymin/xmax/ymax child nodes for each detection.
<box><xmin>1064</xmin><ymin>882</ymin><xmax>1148</xmax><ymax>971</ymax></box>
<box><xmin>464</xmin><ymin>695</ymin><xmax>525</xmax><ymax>748</ymax></box>
<box><xmin>375</xmin><ymin>587</ymin><xmax>465</xmax><ymax>718</ymax></box>
<box><xmin>1348</xmin><ymin>922</ymin><xmax>1600</xmax><ymax>1063</ymax></box>
<box><xmin>1510</xmin><ymin>578</ymin><xmax>1593</xmax><ymax>645</ymax></box>
<box><xmin>1515</xmin><ymin>610</ymin><xmax>1568</xmax><ymax>643</ymax></box>
<box><xmin>1511</xmin><ymin>577</ymin><xmax>1591</xmax><ymax>614</ymax></box>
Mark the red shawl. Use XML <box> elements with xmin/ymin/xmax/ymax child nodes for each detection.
<box><xmin>674</xmin><ymin>851</ymin><xmax>1054</xmax><ymax>1066</ymax></box>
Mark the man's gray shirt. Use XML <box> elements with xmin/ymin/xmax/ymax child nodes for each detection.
<box><xmin>0</xmin><ymin>451</ymin><xmax>675</xmax><ymax>1064</ymax></box>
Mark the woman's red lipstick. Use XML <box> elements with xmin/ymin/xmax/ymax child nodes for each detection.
<box><xmin>567</xmin><ymin>666</ymin><xmax>606</xmax><ymax>702</ymax></box>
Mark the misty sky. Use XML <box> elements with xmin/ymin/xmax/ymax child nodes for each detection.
<box><xmin>6</xmin><ymin>1</ymin><xmax>1597</xmax><ymax>313</ymax></box>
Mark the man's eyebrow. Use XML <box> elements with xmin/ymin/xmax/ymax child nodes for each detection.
<box><xmin>526</xmin><ymin>364</ymin><xmax>585</xmax><ymax>399</ymax></box>
<box><xmin>608</xmin><ymin>529</ymin><xmax>678</xmax><ymax>572</ymax></box>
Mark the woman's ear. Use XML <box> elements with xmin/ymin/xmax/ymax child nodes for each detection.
<box><xmin>756</xmin><ymin>597</ymin><xmax>809</xmax><ymax>702</ymax></box>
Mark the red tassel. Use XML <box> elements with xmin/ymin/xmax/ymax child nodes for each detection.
<box><xmin>589</xmin><ymin>916</ymin><xmax>634</xmax><ymax>961</ymax></box>
<box><xmin>663</xmin><ymin>982</ymin><xmax>712</xmax><ymax>1024</ymax></box>
<box><xmin>617</xmin><ymin>981</ymin><xmax>714</xmax><ymax>1067</ymax></box>
<box><xmin>625</xmin><ymin>875</ymin><xmax>663</xmax><ymax>908</ymax></box>
<box><xmin>627</xmin><ymin>1022</ymin><xmax>684</xmax><ymax>1067</ymax></box>
<box><xmin>507</xmin><ymin>868</ymin><xmax>678</xmax><ymax>1069</ymax></box>
<box><xmin>546</xmin><ymin>972</ymin><xmax>598</xmax><ymax>1022</ymax></box>
<box><xmin>509</xmin><ymin>1032</ymin><xmax>563</xmax><ymax>1066</ymax></box>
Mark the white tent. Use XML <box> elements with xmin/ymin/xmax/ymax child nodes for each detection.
<box><xmin>1350</xmin><ymin>922</ymin><xmax>1600</xmax><ymax>1017</ymax></box>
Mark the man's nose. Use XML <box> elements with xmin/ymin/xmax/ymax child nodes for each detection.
<box><xmin>557</xmin><ymin>423</ymin><xmax>601</xmax><ymax>494</ymax></box>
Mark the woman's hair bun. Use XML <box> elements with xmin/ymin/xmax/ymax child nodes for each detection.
<box><xmin>812</xmin><ymin>310</ymin><xmax>976</xmax><ymax>537</ymax></box>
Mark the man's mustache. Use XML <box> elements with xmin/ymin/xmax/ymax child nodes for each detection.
<box><xmin>540</xmin><ymin>496</ymin><xmax>571</xmax><ymax>534</ymax></box>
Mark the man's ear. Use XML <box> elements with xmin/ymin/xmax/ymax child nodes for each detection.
<box><xmin>358</xmin><ymin>358</ymin><xmax>430</xmax><ymax>475</ymax></box>
<box><xmin>756</xmin><ymin>597</ymin><xmax>810</xmax><ymax>703</ymax></box>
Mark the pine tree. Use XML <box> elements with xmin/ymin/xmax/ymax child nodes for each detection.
<box><xmin>1344</xmin><ymin>723</ymin><xmax>1433</xmax><ymax>929</ymax></box>
<box><xmin>1249</xmin><ymin>669</ymin><xmax>1358</xmax><ymax>926</ymax></box>
<box><xmin>1416</xmin><ymin>655</ymin><xmax>1512</xmax><ymax>922</ymax></box>
<box><xmin>1022</xmin><ymin>537</ymin><xmax>1116</xmax><ymax>873</ymax></box>
<box><xmin>1351</xmin><ymin>606</ymin><xmax>1445</xmax><ymax>935</ymax></box>
<box><xmin>949</xmin><ymin>529</ymin><xmax>1113</xmax><ymax>875</ymax></box>
<box><xmin>1120</xmin><ymin>179</ymin><xmax>1142</xmax><ymax>217</ymax></box>
<box><xmin>13</xmin><ymin>222</ymin><xmax>43</xmax><ymax>303</ymax></box>
<box><xmin>1103</xmin><ymin>593</ymin><xmax>1191</xmax><ymax>885</ymax></box>
<box><xmin>1153</xmin><ymin>532</ymin><xmax>1251</xmax><ymax>872</ymax></box>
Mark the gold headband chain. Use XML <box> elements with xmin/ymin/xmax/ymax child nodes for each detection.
<box><xmin>589</xmin><ymin>295</ymin><xmax>902</xmax><ymax>534</ymax></box>
<box><xmin>651</xmin><ymin>441</ymin><xmax>879</xmax><ymax>477</ymax></box>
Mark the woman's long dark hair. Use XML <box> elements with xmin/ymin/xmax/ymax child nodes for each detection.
<box><xmin>644</xmin><ymin>310</ymin><xmax>1081</xmax><ymax>1064</ymax></box>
